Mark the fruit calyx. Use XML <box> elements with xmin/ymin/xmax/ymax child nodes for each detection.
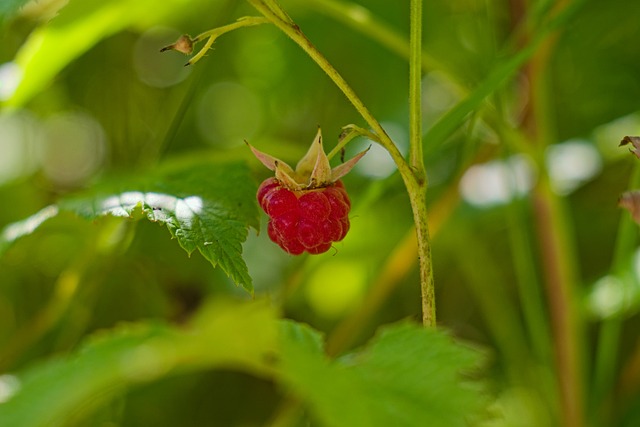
<box><xmin>246</xmin><ymin>128</ymin><xmax>369</xmax><ymax>191</ymax></box>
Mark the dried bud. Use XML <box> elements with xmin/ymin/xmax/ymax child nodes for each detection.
<box><xmin>619</xmin><ymin>136</ymin><xmax>640</xmax><ymax>159</ymax></box>
<box><xmin>160</xmin><ymin>35</ymin><xmax>194</xmax><ymax>55</ymax></box>
<box><xmin>246</xmin><ymin>128</ymin><xmax>369</xmax><ymax>191</ymax></box>
<box><xmin>619</xmin><ymin>191</ymin><xmax>640</xmax><ymax>224</ymax></box>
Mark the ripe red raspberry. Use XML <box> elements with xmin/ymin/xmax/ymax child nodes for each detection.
<box><xmin>248</xmin><ymin>128</ymin><xmax>368</xmax><ymax>255</ymax></box>
<box><xmin>258</xmin><ymin>178</ymin><xmax>351</xmax><ymax>254</ymax></box>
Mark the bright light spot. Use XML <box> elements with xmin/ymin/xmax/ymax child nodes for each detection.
<box><xmin>197</xmin><ymin>82</ymin><xmax>263</xmax><ymax>147</ymax></box>
<box><xmin>348</xmin><ymin>5</ymin><xmax>371</xmax><ymax>23</ymax></box>
<box><xmin>40</xmin><ymin>112</ymin><xmax>106</xmax><ymax>187</ymax></box>
<box><xmin>459</xmin><ymin>155</ymin><xmax>535</xmax><ymax>207</ymax></box>
<box><xmin>2</xmin><ymin>205</ymin><xmax>59</xmax><ymax>243</ymax></box>
<box><xmin>589</xmin><ymin>276</ymin><xmax>626</xmax><ymax>319</ymax></box>
<box><xmin>175</xmin><ymin>196</ymin><xmax>203</xmax><ymax>222</ymax></box>
<box><xmin>0</xmin><ymin>112</ymin><xmax>42</xmax><ymax>184</ymax></box>
<box><xmin>143</xmin><ymin>192</ymin><xmax>178</xmax><ymax>222</ymax></box>
<box><xmin>0</xmin><ymin>62</ymin><xmax>22</xmax><ymax>101</ymax></box>
<box><xmin>119</xmin><ymin>192</ymin><xmax>145</xmax><ymax>207</ymax></box>
<box><xmin>144</xmin><ymin>192</ymin><xmax>177</xmax><ymax>211</ymax></box>
<box><xmin>133</xmin><ymin>27</ymin><xmax>191</xmax><ymax>88</ymax></box>
<box><xmin>633</xmin><ymin>247</ymin><xmax>640</xmax><ymax>284</ymax></box>
<box><xmin>546</xmin><ymin>140</ymin><xmax>602</xmax><ymax>195</ymax></box>
<box><xmin>355</xmin><ymin>122</ymin><xmax>407</xmax><ymax>179</ymax></box>
<box><xmin>99</xmin><ymin>193</ymin><xmax>203</xmax><ymax>223</ymax></box>
<box><xmin>100</xmin><ymin>192</ymin><xmax>144</xmax><ymax>217</ymax></box>
<box><xmin>0</xmin><ymin>375</ymin><xmax>21</xmax><ymax>403</ymax></box>
<box><xmin>305</xmin><ymin>262</ymin><xmax>366</xmax><ymax>319</ymax></box>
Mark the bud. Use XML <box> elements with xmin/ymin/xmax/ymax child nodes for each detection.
<box><xmin>160</xmin><ymin>35</ymin><xmax>194</xmax><ymax>55</ymax></box>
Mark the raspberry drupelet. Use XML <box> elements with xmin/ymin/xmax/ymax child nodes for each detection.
<box><xmin>248</xmin><ymin>129</ymin><xmax>368</xmax><ymax>255</ymax></box>
<box><xmin>258</xmin><ymin>177</ymin><xmax>351</xmax><ymax>254</ymax></box>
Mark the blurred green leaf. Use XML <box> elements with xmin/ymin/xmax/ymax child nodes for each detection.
<box><xmin>280</xmin><ymin>319</ymin><xmax>325</xmax><ymax>355</ymax></box>
<box><xmin>0</xmin><ymin>298</ymin><xmax>278</xmax><ymax>427</ymax></box>
<box><xmin>553</xmin><ymin>0</ymin><xmax>640</xmax><ymax>139</ymax></box>
<box><xmin>280</xmin><ymin>321</ymin><xmax>486</xmax><ymax>427</ymax></box>
<box><xmin>0</xmin><ymin>0</ymin><xmax>30</xmax><ymax>22</ymax></box>
<box><xmin>0</xmin><ymin>160</ymin><xmax>259</xmax><ymax>292</ymax></box>
<box><xmin>4</xmin><ymin>0</ymin><xmax>212</xmax><ymax>107</ymax></box>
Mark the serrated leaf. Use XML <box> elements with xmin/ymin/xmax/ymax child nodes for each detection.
<box><xmin>280</xmin><ymin>322</ymin><xmax>486</xmax><ymax>427</ymax></box>
<box><xmin>0</xmin><ymin>161</ymin><xmax>259</xmax><ymax>292</ymax></box>
<box><xmin>0</xmin><ymin>299</ymin><xmax>278</xmax><ymax>427</ymax></box>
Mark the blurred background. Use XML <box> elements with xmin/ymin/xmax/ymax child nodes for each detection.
<box><xmin>1</xmin><ymin>0</ymin><xmax>640</xmax><ymax>426</ymax></box>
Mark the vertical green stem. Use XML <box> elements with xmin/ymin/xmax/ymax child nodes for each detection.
<box><xmin>408</xmin><ymin>0</ymin><xmax>434</xmax><ymax>327</ymax></box>
<box><xmin>527</xmin><ymin>14</ymin><xmax>584</xmax><ymax>425</ymax></box>
<box><xmin>532</xmin><ymin>177</ymin><xmax>583</xmax><ymax>427</ymax></box>
<box><xmin>248</xmin><ymin>0</ymin><xmax>435</xmax><ymax>326</ymax></box>
<box><xmin>407</xmin><ymin>178</ymin><xmax>435</xmax><ymax>327</ymax></box>
<box><xmin>409</xmin><ymin>0</ymin><xmax>424</xmax><ymax>177</ymax></box>
<box><xmin>591</xmin><ymin>163</ymin><xmax>640</xmax><ymax>424</ymax></box>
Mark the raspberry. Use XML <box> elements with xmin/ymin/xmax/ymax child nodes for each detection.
<box><xmin>258</xmin><ymin>179</ymin><xmax>351</xmax><ymax>255</ymax></box>
<box><xmin>248</xmin><ymin>128</ymin><xmax>368</xmax><ymax>255</ymax></box>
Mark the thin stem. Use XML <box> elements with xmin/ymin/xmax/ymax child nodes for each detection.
<box><xmin>525</xmin><ymin>3</ymin><xmax>585</xmax><ymax>426</ymax></box>
<box><xmin>187</xmin><ymin>16</ymin><xmax>269</xmax><ymax>65</ymax></box>
<box><xmin>326</xmin><ymin>125</ymin><xmax>379</xmax><ymax>161</ymax></box>
<box><xmin>247</xmin><ymin>0</ymin><xmax>435</xmax><ymax>326</ymax></box>
<box><xmin>261</xmin><ymin>0</ymin><xmax>295</xmax><ymax>24</ymax></box>
<box><xmin>408</xmin><ymin>0</ymin><xmax>434</xmax><ymax>326</ymax></box>
<box><xmin>409</xmin><ymin>0</ymin><xmax>424</xmax><ymax>181</ymax></box>
<box><xmin>327</xmin><ymin>226</ymin><xmax>418</xmax><ymax>356</ymax></box>
<box><xmin>532</xmin><ymin>178</ymin><xmax>583</xmax><ymax>427</ymax></box>
<box><xmin>247</xmin><ymin>0</ymin><xmax>405</xmax><ymax>172</ymax></box>
<box><xmin>591</xmin><ymin>162</ymin><xmax>640</xmax><ymax>423</ymax></box>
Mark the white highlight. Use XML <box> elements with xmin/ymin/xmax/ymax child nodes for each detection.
<box><xmin>460</xmin><ymin>155</ymin><xmax>535</xmax><ymax>207</ymax></box>
<box><xmin>0</xmin><ymin>62</ymin><xmax>22</xmax><ymax>101</ymax></box>
<box><xmin>546</xmin><ymin>140</ymin><xmax>602</xmax><ymax>195</ymax></box>
<box><xmin>0</xmin><ymin>375</ymin><xmax>21</xmax><ymax>403</ymax></box>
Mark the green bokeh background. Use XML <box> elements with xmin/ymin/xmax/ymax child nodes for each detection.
<box><xmin>2</xmin><ymin>0</ymin><xmax>640</xmax><ymax>426</ymax></box>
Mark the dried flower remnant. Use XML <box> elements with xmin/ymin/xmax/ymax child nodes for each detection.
<box><xmin>619</xmin><ymin>136</ymin><xmax>640</xmax><ymax>224</ymax></box>
<box><xmin>619</xmin><ymin>136</ymin><xmax>640</xmax><ymax>159</ymax></box>
<box><xmin>619</xmin><ymin>191</ymin><xmax>640</xmax><ymax>224</ymax></box>
<box><xmin>160</xmin><ymin>35</ymin><xmax>194</xmax><ymax>55</ymax></box>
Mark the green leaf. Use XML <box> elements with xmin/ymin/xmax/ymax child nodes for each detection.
<box><xmin>0</xmin><ymin>0</ymin><xmax>30</xmax><ymax>22</ymax></box>
<box><xmin>0</xmin><ymin>160</ymin><xmax>259</xmax><ymax>292</ymax></box>
<box><xmin>3</xmin><ymin>0</ymin><xmax>214</xmax><ymax>107</ymax></box>
<box><xmin>280</xmin><ymin>319</ymin><xmax>326</xmax><ymax>355</ymax></box>
<box><xmin>280</xmin><ymin>321</ymin><xmax>486</xmax><ymax>427</ymax></box>
<box><xmin>0</xmin><ymin>299</ymin><xmax>279</xmax><ymax>427</ymax></box>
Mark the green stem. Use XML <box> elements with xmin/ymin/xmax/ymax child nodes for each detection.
<box><xmin>409</xmin><ymin>0</ymin><xmax>424</xmax><ymax>179</ymax></box>
<box><xmin>591</xmin><ymin>163</ymin><xmax>640</xmax><ymax>423</ymax></box>
<box><xmin>526</xmin><ymin>4</ymin><xmax>586</xmax><ymax>425</ymax></box>
<box><xmin>533</xmin><ymin>177</ymin><xmax>583</xmax><ymax>427</ymax></box>
<box><xmin>188</xmin><ymin>16</ymin><xmax>269</xmax><ymax>65</ymax></box>
<box><xmin>246</xmin><ymin>0</ymin><xmax>404</xmax><ymax>169</ymax></box>
<box><xmin>326</xmin><ymin>125</ymin><xmax>379</xmax><ymax>161</ymax></box>
<box><xmin>247</xmin><ymin>0</ymin><xmax>435</xmax><ymax>326</ymax></box>
<box><xmin>408</xmin><ymin>0</ymin><xmax>434</xmax><ymax>326</ymax></box>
